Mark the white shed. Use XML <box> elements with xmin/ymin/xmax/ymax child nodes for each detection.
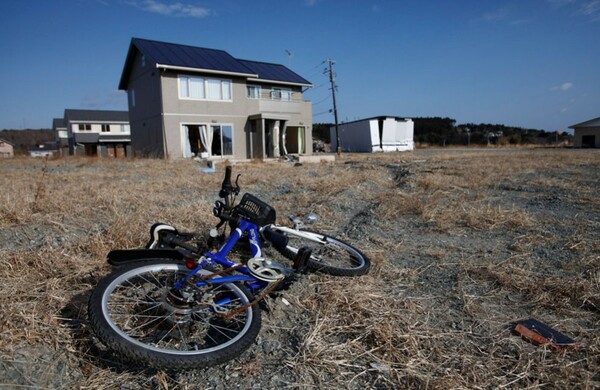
<box><xmin>569</xmin><ymin>116</ymin><xmax>600</xmax><ymax>148</ymax></box>
<box><xmin>330</xmin><ymin>116</ymin><xmax>414</xmax><ymax>152</ymax></box>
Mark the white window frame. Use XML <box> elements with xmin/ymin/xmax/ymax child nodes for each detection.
<box><xmin>211</xmin><ymin>124</ymin><xmax>234</xmax><ymax>157</ymax></box>
<box><xmin>271</xmin><ymin>87</ymin><xmax>291</xmax><ymax>101</ymax></box>
<box><xmin>178</xmin><ymin>75</ymin><xmax>232</xmax><ymax>102</ymax></box>
<box><xmin>180</xmin><ymin>122</ymin><xmax>234</xmax><ymax>158</ymax></box>
<box><xmin>101</xmin><ymin>124</ymin><xmax>110</xmax><ymax>132</ymax></box>
<box><xmin>246</xmin><ymin>85</ymin><xmax>261</xmax><ymax>99</ymax></box>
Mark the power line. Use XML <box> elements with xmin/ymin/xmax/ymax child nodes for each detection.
<box><xmin>312</xmin><ymin>93</ymin><xmax>332</xmax><ymax>106</ymax></box>
<box><xmin>302</xmin><ymin>60</ymin><xmax>327</xmax><ymax>75</ymax></box>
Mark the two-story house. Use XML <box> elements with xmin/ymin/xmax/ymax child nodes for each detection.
<box><xmin>0</xmin><ymin>138</ymin><xmax>14</xmax><ymax>158</ymax></box>
<box><xmin>118</xmin><ymin>38</ymin><xmax>313</xmax><ymax>160</ymax></box>
<box><xmin>61</xmin><ymin>109</ymin><xmax>131</xmax><ymax>157</ymax></box>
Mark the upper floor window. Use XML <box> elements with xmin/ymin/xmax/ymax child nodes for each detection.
<box><xmin>101</xmin><ymin>124</ymin><xmax>110</xmax><ymax>132</ymax></box>
<box><xmin>271</xmin><ymin>88</ymin><xmax>291</xmax><ymax>101</ymax></box>
<box><xmin>247</xmin><ymin>85</ymin><xmax>261</xmax><ymax>99</ymax></box>
<box><xmin>78</xmin><ymin>124</ymin><xmax>91</xmax><ymax>131</ymax></box>
<box><xmin>179</xmin><ymin>76</ymin><xmax>232</xmax><ymax>101</ymax></box>
<box><xmin>120</xmin><ymin>124</ymin><xmax>130</xmax><ymax>133</ymax></box>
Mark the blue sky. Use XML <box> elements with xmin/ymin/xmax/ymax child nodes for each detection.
<box><xmin>0</xmin><ymin>0</ymin><xmax>598</xmax><ymax>131</ymax></box>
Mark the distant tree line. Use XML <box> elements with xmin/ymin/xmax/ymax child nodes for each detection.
<box><xmin>413</xmin><ymin>117</ymin><xmax>571</xmax><ymax>146</ymax></box>
<box><xmin>0</xmin><ymin>129</ymin><xmax>54</xmax><ymax>154</ymax></box>
<box><xmin>313</xmin><ymin>118</ymin><xmax>572</xmax><ymax>147</ymax></box>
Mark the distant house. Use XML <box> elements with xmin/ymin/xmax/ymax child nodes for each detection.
<box><xmin>570</xmin><ymin>117</ymin><xmax>600</xmax><ymax>148</ymax></box>
<box><xmin>53</xmin><ymin>118</ymin><xmax>69</xmax><ymax>156</ymax></box>
<box><xmin>118</xmin><ymin>38</ymin><xmax>313</xmax><ymax>160</ymax></box>
<box><xmin>29</xmin><ymin>142</ymin><xmax>59</xmax><ymax>158</ymax></box>
<box><xmin>59</xmin><ymin>109</ymin><xmax>131</xmax><ymax>157</ymax></box>
<box><xmin>0</xmin><ymin>138</ymin><xmax>14</xmax><ymax>158</ymax></box>
<box><xmin>331</xmin><ymin>116</ymin><xmax>414</xmax><ymax>153</ymax></box>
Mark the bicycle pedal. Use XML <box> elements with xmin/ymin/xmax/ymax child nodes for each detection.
<box><xmin>293</xmin><ymin>247</ymin><xmax>311</xmax><ymax>274</ymax></box>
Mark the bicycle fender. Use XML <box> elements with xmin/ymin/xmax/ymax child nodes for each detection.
<box><xmin>107</xmin><ymin>249</ymin><xmax>184</xmax><ymax>266</ymax></box>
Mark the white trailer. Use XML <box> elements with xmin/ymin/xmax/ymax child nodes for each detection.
<box><xmin>330</xmin><ymin>116</ymin><xmax>414</xmax><ymax>152</ymax></box>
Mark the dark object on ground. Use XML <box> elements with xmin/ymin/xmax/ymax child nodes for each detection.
<box><xmin>514</xmin><ymin>318</ymin><xmax>578</xmax><ymax>351</ymax></box>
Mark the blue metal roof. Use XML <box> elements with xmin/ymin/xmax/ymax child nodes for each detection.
<box><xmin>119</xmin><ymin>38</ymin><xmax>311</xmax><ymax>89</ymax></box>
<box><xmin>238</xmin><ymin>59</ymin><xmax>311</xmax><ymax>86</ymax></box>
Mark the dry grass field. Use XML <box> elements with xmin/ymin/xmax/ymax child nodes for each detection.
<box><xmin>0</xmin><ymin>148</ymin><xmax>598</xmax><ymax>389</ymax></box>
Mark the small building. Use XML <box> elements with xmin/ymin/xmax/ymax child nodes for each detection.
<box><xmin>0</xmin><ymin>138</ymin><xmax>14</xmax><ymax>158</ymax></box>
<box><xmin>569</xmin><ymin>116</ymin><xmax>600</xmax><ymax>148</ymax></box>
<box><xmin>331</xmin><ymin>116</ymin><xmax>414</xmax><ymax>153</ymax></box>
<box><xmin>29</xmin><ymin>142</ymin><xmax>59</xmax><ymax>158</ymax></box>
<box><xmin>118</xmin><ymin>38</ymin><xmax>313</xmax><ymax>160</ymax></box>
<box><xmin>61</xmin><ymin>109</ymin><xmax>131</xmax><ymax>157</ymax></box>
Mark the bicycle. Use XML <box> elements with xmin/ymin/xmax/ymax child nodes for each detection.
<box><xmin>88</xmin><ymin>166</ymin><xmax>370</xmax><ymax>369</ymax></box>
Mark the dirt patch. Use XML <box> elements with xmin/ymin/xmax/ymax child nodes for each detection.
<box><xmin>0</xmin><ymin>150</ymin><xmax>598</xmax><ymax>388</ymax></box>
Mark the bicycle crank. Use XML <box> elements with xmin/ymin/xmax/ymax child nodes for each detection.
<box><xmin>246</xmin><ymin>257</ymin><xmax>289</xmax><ymax>282</ymax></box>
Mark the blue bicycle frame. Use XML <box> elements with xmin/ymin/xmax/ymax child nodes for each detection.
<box><xmin>173</xmin><ymin>218</ymin><xmax>270</xmax><ymax>294</ymax></box>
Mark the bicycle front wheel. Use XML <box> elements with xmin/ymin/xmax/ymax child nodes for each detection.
<box><xmin>271</xmin><ymin>228</ymin><xmax>370</xmax><ymax>276</ymax></box>
<box><xmin>88</xmin><ymin>260</ymin><xmax>261</xmax><ymax>369</ymax></box>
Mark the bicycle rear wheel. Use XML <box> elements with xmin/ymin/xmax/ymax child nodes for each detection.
<box><xmin>271</xmin><ymin>228</ymin><xmax>370</xmax><ymax>276</ymax></box>
<box><xmin>88</xmin><ymin>260</ymin><xmax>261</xmax><ymax>369</ymax></box>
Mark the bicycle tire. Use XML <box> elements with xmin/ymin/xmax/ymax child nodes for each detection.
<box><xmin>270</xmin><ymin>228</ymin><xmax>370</xmax><ymax>276</ymax></box>
<box><xmin>88</xmin><ymin>259</ymin><xmax>261</xmax><ymax>369</ymax></box>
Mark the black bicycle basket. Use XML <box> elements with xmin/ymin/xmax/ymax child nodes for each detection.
<box><xmin>233</xmin><ymin>193</ymin><xmax>276</xmax><ymax>226</ymax></box>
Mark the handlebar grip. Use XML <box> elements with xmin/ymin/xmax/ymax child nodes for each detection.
<box><xmin>219</xmin><ymin>166</ymin><xmax>233</xmax><ymax>198</ymax></box>
<box><xmin>164</xmin><ymin>234</ymin><xmax>200</xmax><ymax>253</ymax></box>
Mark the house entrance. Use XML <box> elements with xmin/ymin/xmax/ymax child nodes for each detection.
<box><xmin>582</xmin><ymin>135</ymin><xmax>596</xmax><ymax>148</ymax></box>
<box><xmin>284</xmin><ymin>126</ymin><xmax>306</xmax><ymax>154</ymax></box>
<box><xmin>84</xmin><ymin>144</ymin><xmax>97</xmax><ymax>156</ymax></box>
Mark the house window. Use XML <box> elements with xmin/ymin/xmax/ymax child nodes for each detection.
<box><xmin>211</xmin><ymin>125</ymin><xmax>233</xmax><ymax>156</ymax></box>
<box><xmin>120</xmin><ymin>124</ymin><xmax>129</xmax><ymax>133</ymax></box>
<box><xmin>130</xmin><ymin>89</ymin><xmax>136</xmax><ymax>107</ymax></box>
<box><xmin>179</xmin><ymin>76</ymin><xmax>232</xmax><ymax>101</ymax></box>
<box><xmin>101</xmin><ymin>124</ymin><xmax>110</xmax><ymax>132</ymax></box>
<box><xmin>141</xmin><ymin>55</ymin><xmax>146</xmax><ymax>67</ymax></box>
<box><xmin>271</xmin><ymin>88</ymin><xmax>291</xmax><ymax>101</ymax></box>
<box><xmin>247</xmin><ymin>85</ymin><xmax>261</xmax><ymax>99</ymax></box>
<box><xmin>78</xmin><ymin>124</ymin><xmax>91</xmax><ymax>131</ymax></box>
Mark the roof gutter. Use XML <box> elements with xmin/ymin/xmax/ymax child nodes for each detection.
<box><xmin>156</xmin><ymin>64</ymin><xmax>258</xmax><ymax>78</ymax></box>
<box><xmin>246</xmin><ymin>77</ymin><xmax>312</xmax><ymax>88</ymax></box>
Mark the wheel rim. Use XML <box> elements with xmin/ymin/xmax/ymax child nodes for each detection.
<box><xmin>100</xmin><ymin>263</ymin><xmax>254</xmax><ymax>355</ymax></box>
<box><xmin>287</xmin><ymin>232</ymin><xmax>365</xmax><ymax>270</ymax></box>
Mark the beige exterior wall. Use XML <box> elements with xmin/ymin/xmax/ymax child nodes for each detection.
<box><xmin>0</xmin><ymin>141</ymin><xmax>14</xmax><ymax>158</ymax></box>
<box><xmin>126</xmin><ymin>53</ymin><xmax>166</xmax><ymax>157</ymax></box>
<box><xmin>159</xmin><ymin>70</ymin><xmax>312</xmax><ymax>159</ymax></box>
<box><xmin>573</xmin><ymin>127</ymin><xmax>600</xmax><ymax>148</ymax></box>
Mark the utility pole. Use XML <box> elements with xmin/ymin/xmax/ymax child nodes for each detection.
<box><xmin>328</xmin><ymin>58</ymin><xmax>341</xmax><ymax>154</ymax></box>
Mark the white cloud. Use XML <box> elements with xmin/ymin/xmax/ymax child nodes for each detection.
<box><xmin>551</xmin><ymin>82</ymin><xmax>574</xmax><ymax>91</ymax></box>
<box><xmin>580</xmin><ymin>0</ymin><xmax>600</xmax><ymax>20</ymax></box>
<box><xmin>127</xmin><ymin>0</ymin><xmax>211</xmax><ymax>18</ymax></box>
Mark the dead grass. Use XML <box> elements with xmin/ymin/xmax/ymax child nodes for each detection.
<box><xmin>1</xmin><ymin>149</ymin><xmax>599</xmax><ymax>388</ymax></box>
